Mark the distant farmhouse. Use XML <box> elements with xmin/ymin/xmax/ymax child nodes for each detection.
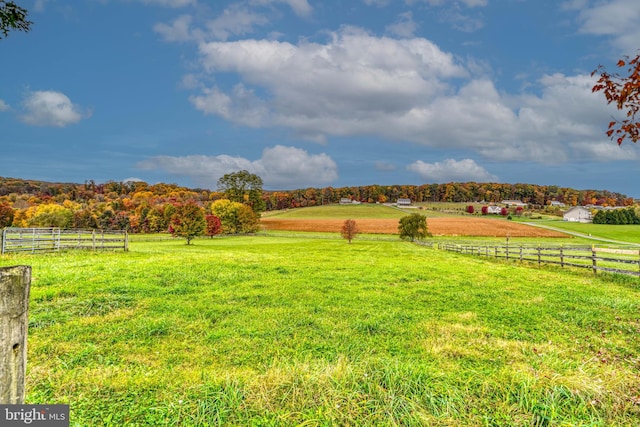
<box><xmin>501</xmin><ymin>200</ymin><xmax>526</xmax><ymax>207</ymax></box>
<box><xmin>563</xmin><ymin>206</ymin><xmax>592</xmax><ymax>223</ymax></box>
<box><xmin>549</xmin><ymin>201</ymin><xmax>566</xmax><ymax>207</ymax></box>
<box><xmin>486</xmin><ymin>205</ymin><xmax>502</xmax><ymax>214</ymax></box>
<box><xmin>396</xmin><ymin>198</ymin><xmax>412</xmax><ymax>206</ymax></box>
<box><xmin>339</xmin><ymin>198</ymin><xmax>361</xmax><ymax>205</ymax></box>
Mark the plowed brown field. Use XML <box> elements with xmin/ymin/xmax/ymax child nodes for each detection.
<box><xmin>260</xmin><ymin>217</ymin><xmax>568</xmax><ymax>237</ymax></box>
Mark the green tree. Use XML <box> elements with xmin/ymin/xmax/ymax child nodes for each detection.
<box><xmin>169</xmin><ymin>201</ymin><xmax>206</xmax><ymax>245</ymax></box>
<box><xmin>398</xmin><ymin>213</ymin><xmax>430</xmax><ymax>242</ymax></box>
<box><xmin>217</xmin><ymin>170</ymin><xmax>266</xmax><ymax>213</ymax></box>
<box><xmin>341</xmin><ymin>219</ymin><xmax>358</xmax><ymax>243</ymax></box>
<box><xmin>0</xmin><ymin>1</ymin><xmax>32</xmax><ymax>39</ymax></box>
<box><xmin>210</xmin><ymin>199</ymin><xmax>259</xmax><ymax>234</ymax></box>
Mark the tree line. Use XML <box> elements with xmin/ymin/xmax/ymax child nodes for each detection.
<box><xmin>0</xmin><ymin>175</ymin><xmax>633</xmax><ymax>233</ymax></box>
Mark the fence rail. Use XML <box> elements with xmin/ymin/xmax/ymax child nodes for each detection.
<box><xmin>1</xmin><ymin>228</ymin><xmax>128</xmax><ymax>254</ymax></box>
<box><xmin>437</xmin><ymin>242</ymin><xmax>640</xmax><ymax>277</ymax></box>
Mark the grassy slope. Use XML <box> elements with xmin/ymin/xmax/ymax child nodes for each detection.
<box><xmin>262</xmin><ymin>203</ymin><xmax>407</xmax><ymax>219</ymax></box>
<box><xmin>2</xmin><ymin>237</ymin><xmax>638</xmax><ymax>426</ymax></box>
<box><xmin>535</xmin><ymin>221</ymin><xmax>640</xmax><ymax>245</ymax></box>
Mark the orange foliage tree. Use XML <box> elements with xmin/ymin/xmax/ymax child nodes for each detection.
<box><xmin>340</xmin><ymin>219</ymin><xmax>358</xmax><ymax>243</ymax></box>
<box><xmin>592</xmin><ymin>53</ymin><xmax>640</xmax><ymax>145</ymax></box>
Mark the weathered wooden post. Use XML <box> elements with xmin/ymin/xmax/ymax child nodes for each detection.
<box><xmin>0</xmin><ymin>266</ymin><xmax>31</xmax><ymax>404</ymax></box>
<box><xmin>592</xmin><ymin>245</ymin><xmax>597</xmax><ymax>275</ymax></box>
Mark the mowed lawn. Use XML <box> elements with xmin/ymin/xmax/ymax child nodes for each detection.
<box><xmin>1</xmin><ymin>237</ymin><xmax>639</xmax><ymax>426</ymax></box>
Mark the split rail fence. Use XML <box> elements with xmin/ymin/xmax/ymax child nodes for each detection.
<box><xmin>1</xmin><ymin>228</ymin><xmax>128</xmax><ymax>254</ymax></box>
<box><xmin>437</xmin><ymin>242</ymin><xmax>640</xmax><ymax>277</ymax></box>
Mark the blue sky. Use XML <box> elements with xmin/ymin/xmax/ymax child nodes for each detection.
<box><xmin>2</xmin><ymin>0</ymin><xmax>640</xmax><ymax>196</ymax></box>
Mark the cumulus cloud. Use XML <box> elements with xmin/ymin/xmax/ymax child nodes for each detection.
<box><xmin>137</xmin><ymin>145</ymin><xmax>338</xmax><ymax>188</ymax></box>
<box><xmin>407</xmin><ymin>159</ymin><xmax>498</xmax><ymax>182</ymax></box>
<box><xmin>185</xmin><ymin>23</ymin><xmax>622</xmax><ymax>165</ymax></box>
<box><xmin>0</xmin><ymin>99</ymin><xmax>9</xmax><ymax>112</ymax></box>
<box><xmin>20</xmin><ymin>91</ymin><xmax>88</xmax><ymax>127</ymax></box>
<box><xmin>574</xmin><ymin>0</ymin><xmax>640</xmax><ymax>53</ymax></box>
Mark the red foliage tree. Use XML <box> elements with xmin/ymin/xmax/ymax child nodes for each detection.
<box><xmin>500</xmin><ymin>207</ymin><xmax>509</xmax><ymax>216</ymax></box>
<box><xmin>481</xmin><ymin>206</ymin><xmax>488</xmax><ymax>215</ymax></box>
<box><xmin>205</xmin><ymin>214</ymin><xmax>222</xmax><ymax>238</ymax></box>
<box><xmin>0</xmin><ymin>202</ymin><xmax>15</xmax><ymax>227</ymax></box>
<box><xmin>466</xmin><ymin>205</ymin><xmax>474</xmax><ymax>214</ymax></box>
<box><xmin>592</xmin><ymin>53</ymin><xmax>640</xmax><ymax>145</ymax></box>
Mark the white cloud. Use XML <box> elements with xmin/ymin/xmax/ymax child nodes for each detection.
<box><xmin>20</xmin><ymin>91</ymin><xmax>88</xmax><ymax>127</ymax></box>
<box><xmin>0</xmin><ymin>99</ymin><xmax>9</xmax><ymax>112</ymax></box>
<box><xmin>250</xmin><ymin>0</ymin><xmax>313</xmax><ymax>17</ymax></box>
<box><xmin>412</xmin><ymin>0</ymin><xmax>487</xmax><ymax>7</ymax></box>
<box><xmin>193</xmin><ymin>27</ymin><xmax>466</xmax><ymax>137</ymax></box>
<box><xmin>574</xmin><ymin>0</ymin><xmax>640</xmax><ymax>53</ymax></box>
<box><xmin>407</xmin><ymin>159</ymin><xmax>498</xmax><ymax>182</ymax></box>
<box><xmin>386</xmin><ymin>12</ymin><xmax>418</xmax><ymax>38</ymax></box>
<box><xmin>154</xmin><ymin>15</ymin><xmax>194</xmax><ymax>42</ymax></box>
<box><xmin>206</xmin><ymin>4</ymin><xmax>269</xmax><ymax>41</ymax></box>
<box><xmin>137</xmin><ymin>145</ymin><xmax>338</xmax><ymax>188</ymax></box>
<box><xmin>189</xmin><ymin>24</ymin><xmax>623</xmax><ymax>165</ymax></box>
<box><xmin>137</xmin><ymin>0</ymin><xmax>196</xmax><ymax>7</ymax></box>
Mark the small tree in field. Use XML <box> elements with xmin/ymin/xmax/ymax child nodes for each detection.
<box><xmin>205</xmin><ymin>214</ymin><xmax>222</xmax><ymax>238</ymax></box>
<box><xmin>341</xmin><ymin>219</ymin><xmax>358</xmax><ymax>243</ymax></box>
<box><xmin>169</xmin><ymin>201</ymin><xmax>205</xmax><ymax>245</ymax></box>
<box><xmin>481</xmin><ymin>206</ymin><xmax>488</xmax><ymax>215</ymax></box>
<box><xmin>500</xmin><ymin>207</ymin><xmax>509</xmax><ymax>216</ymax></box>
<box><xmin>466</xmin><ymin>205</ymin><xmax>474</xmax><ymax>214</ymax></box>
<box><xmin>398</xmin><ymin>213</ymin><xmax>430</xmax><ymax>242</ymax></box>
<box><xmin>592</xmin><ymin>53</ymin><xmax>640</xmax><ymax>145</ymax></box>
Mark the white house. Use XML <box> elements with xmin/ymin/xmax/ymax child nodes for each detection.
<box><xmin>396</xmin><ymin>198</ymin><xmax>412</xmax><ymax>206</ymax></box>
<box><xmin>563</xmin><ymin>206</ymin><xmax>592</xmax><ymax>223</ymax></box>
<box><xmin>550</xmin><ymin>201</ymin><xmax>566</xmax><ymax>207</ymax></box>
<box><xmin>486</xmin><ymin>205</ymin><xmax>502</xmax><ymax>214</ymax></box>
<box><xmin>501</xmin><ymin>200</ymin><xmax>526</xmax><ymax>207</ymax></box>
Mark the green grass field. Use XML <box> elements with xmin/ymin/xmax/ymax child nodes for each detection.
<box><xmin>262</xmin><ymin>203</ymin><xmax>407</xmax><ymax>219</ymax></box>
<box><xmin>535</xmin><ymin>221</ymin><xmax>640</xmax><ymax>245</ymax></box>
<box><xmin>1</xmin><ymin>236</ymin><xmax>638</xmax><ymax>426</ymax></box>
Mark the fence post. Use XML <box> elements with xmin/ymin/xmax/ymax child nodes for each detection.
<box><xmin>560</xmin><ymin>245</ymin><xmax>564</xmax><ymax>268</ymax></box>
<box><xmin>592</xmin><ymin>245</ymin><xmax>597</xmax><ymax>275</ymax></box>
<box><xmin>519</xmin><ymin>246</ymin><xmax>523</xmax><ymax>262</ymax></box>
<box><xmin>0</xmin><ymin>266</ymin><xmax>31</xmax><ymax>404</ymax></box>
<box><xmin>537</xmin><ymin>246</ymin><xmax>541</xmax><ymax>265</ymax></box>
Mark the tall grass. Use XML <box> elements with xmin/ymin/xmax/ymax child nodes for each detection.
<box><xmin>1</xmin><ymin>236</ymin><xmax>638</xmax><ymax>425</ymax></box>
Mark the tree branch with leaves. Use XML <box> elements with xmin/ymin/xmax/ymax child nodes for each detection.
<box><xmin>0</xmin><ymin>1</ymin><xmax>32</xmax><ymax>39</ymax></box>
<box><xmin>592</xmin><ymin>53</ymin><xmax>640</xmax><ymax>145</ymax></box>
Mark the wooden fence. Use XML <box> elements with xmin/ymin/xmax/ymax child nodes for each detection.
<box><xmin>1</xmin><ymin>228</ymin><xmax>128</xmax><ymax>254</ymax></box>
<box><xmin>437</xmin><ymin>242</ymin><xmax>640</xmax><ymax>277</ymax></box>
<box><xmin>0</xmin><ymin>265</ymin><xmax>31</xmax><ymax>404</ymax></box>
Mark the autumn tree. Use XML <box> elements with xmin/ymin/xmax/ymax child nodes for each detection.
<box><xmin>210</xmin><ymin>199</ymin><xmax>259</xmax><ymax>234</ymax></box>
<box><xmin>341</xmin><ymin>219</ymin><xmax>358</xmax><ymax>243</ymax></box>
<box><xmin>205</xmin><ymin>214</ymin><xmax>222</xmax><ymax>237</ymax></box>
<box><xmin>0</xmin><ymin>202</ymin><xmax>14</xmax><ymax>227</ymax></box>
<box><xmin>592</xmin><ymin>53</ymin><xmax>640</xmax><ymax>144</ymax></box>
<box><xmin>217</xmin><ymin>170</ymin><xmax>266</xmax><ymax>213</ymax></box>
<box><xmin>0</xmin><ymin>1</ymin><xmax>32</xmax><ymax>39</ymax></box>
<box><xmin>169</xmin><ymin>201</ymin><xmax>206</xmax><ymax>245</ymax></box>
<box><xmin>398</xmin><ymin>213</ymin><xmax>429</xmax><ymax>242</ymax></box>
